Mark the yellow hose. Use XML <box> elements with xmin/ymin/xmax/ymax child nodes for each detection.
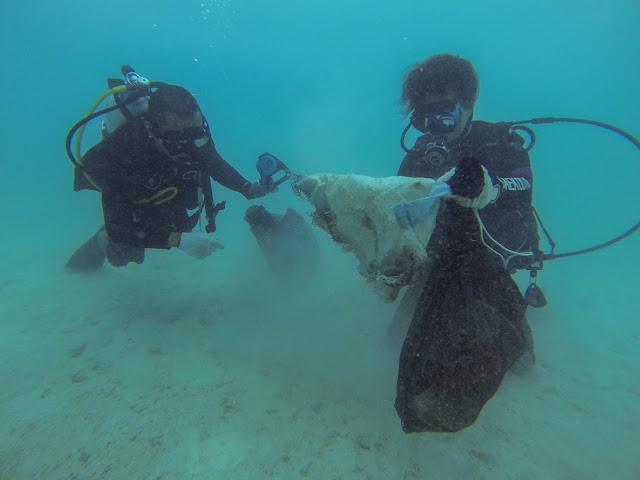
<box><xmin>74</xmin><ymin>85</ymin><xmax>129</xmax><ymax>164</ymax></box>
<box><xmin>75</xmin><ymin>85</ymin><xmax>129</xmax><ymax>191</ymax></box>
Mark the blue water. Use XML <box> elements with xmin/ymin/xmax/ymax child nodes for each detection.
<box><xmin>1</xmin><ymin>1</ymin><xmax>638</xmax><ymax>479</ymax></box>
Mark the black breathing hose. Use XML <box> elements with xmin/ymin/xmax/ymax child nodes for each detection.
<box><xmin>505</xmin><ymin>117</ymin><xmax>640</xmax><ymax>261</ymax></box>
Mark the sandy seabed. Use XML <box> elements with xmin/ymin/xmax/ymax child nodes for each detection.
<box><xmin>1</xmin><ymin>226</ymin><xmax>638</xmax><ymax>480</ymax></box>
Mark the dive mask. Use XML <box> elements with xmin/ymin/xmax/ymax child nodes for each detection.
<box><xmin>410</xmin><ymin>101</ymin><xmax>461</xmax><ymax>134</ymax></box>
<box><xmin>157</xmin><ymin>120</ymin><xmax>211</xmax><ymax>156</ymax></box>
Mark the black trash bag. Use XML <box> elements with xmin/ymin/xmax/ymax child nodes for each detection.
<box><xmin>244</xmin><ymin>205</ymin><xmax>320</xmax><ymax>286</ymax></box>
<box><xmin>394</xmin><ymin>201</ymin><xmax>530</xmax><ymax>433</ymax></box>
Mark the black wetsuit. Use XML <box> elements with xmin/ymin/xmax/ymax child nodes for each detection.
<box><xmin>74</xmin><ymin>119</ymin><xmax>251</xmax><ymax>263</ymax></box>
<box><xmin>398</xmin><ymin>120</ymin><xmax>539</xmax><ymax>268</ymax></box>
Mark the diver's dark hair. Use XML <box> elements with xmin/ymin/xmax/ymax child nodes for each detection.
<box><xmin>401</xmin><ymin>54</ymin><xmax>479</xmax><ymax>114</ymax></box>
<box><xmin>148</xmin><ymin>84</ymin><xmax>201</xmax><ymax>121</ymax></box>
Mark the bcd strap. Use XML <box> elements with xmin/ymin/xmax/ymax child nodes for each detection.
<box><xmin>205</xmin><ymin>201</ymin><xmax>226</xmax><ymax>233</ymax></box>
<box><xmin>198</xmin><ymin>154</ymin><xmax>225</xmax><ymax>233</ymax></box>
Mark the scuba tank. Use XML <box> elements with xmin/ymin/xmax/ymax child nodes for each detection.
<box><xmin>102</xmin><ymin>65</ymin><xmax>151</xmax><ymax>135</ymax></box>
<box><xmin>66</xmin><ymin>65</ymin><xmax>166</xmax><ymax>172</ymax></box>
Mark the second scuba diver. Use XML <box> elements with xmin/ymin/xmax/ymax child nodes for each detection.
<box><xmin>66</xmin><ymin>66</ymin><xmax>278</xmax><ymax>270</ymax></box>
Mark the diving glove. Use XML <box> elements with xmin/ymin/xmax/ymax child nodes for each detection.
<box><xmin>178</xmin><ymin>232</ymin><xmax>225</xmax><ymax>259</ymax></box>
<box><xmin>438</xmin><ymin>156</ymin><xmax>497</xmax><ymax>209</ymax></box>
<box><xmin>247</xmin><ymin>178</ymin><xmax>277</xmax><ymax>199</ymax></box>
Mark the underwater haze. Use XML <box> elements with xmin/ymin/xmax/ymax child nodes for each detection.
<box><xmin>1</xmin><ymin>0</ymin><xmax>639</xmax><ymax>479</ymax></box>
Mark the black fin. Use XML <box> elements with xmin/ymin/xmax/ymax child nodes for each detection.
<box><xmin>66</xmin><ymin>229</ymin><xmax>106</xmax><ymax>271</ymax></box>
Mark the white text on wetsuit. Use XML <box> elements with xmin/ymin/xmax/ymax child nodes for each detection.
<box><xmin>497</xmin><ymin>177</ymin><xmax>531</xmax><ymax>191</ymax></box>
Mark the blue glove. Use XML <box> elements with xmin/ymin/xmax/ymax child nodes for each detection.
<box><xmin>392</xmin><ymin>181</ymin><xmax>451</xmax><ymax>230</ymax></box>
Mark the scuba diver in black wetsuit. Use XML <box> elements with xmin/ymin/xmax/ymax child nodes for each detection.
<box><xmin>393</xmin><ymin>53</ymin><xmax>539</xmax><ymax>332</ymax></box>
<box><xmin>66</xmin><ymin>67</ymin><xmax>278</xmax><ymax>270</ymax></box>
<box><xmin>392</xmin><ymin>54</ymin><xmax>639</xmax><ymax>433</ymax></box>
<box><xmin>398</xmin><ymin>54</ymin><xmax>541</xmax><ymax>275</ymax></box>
